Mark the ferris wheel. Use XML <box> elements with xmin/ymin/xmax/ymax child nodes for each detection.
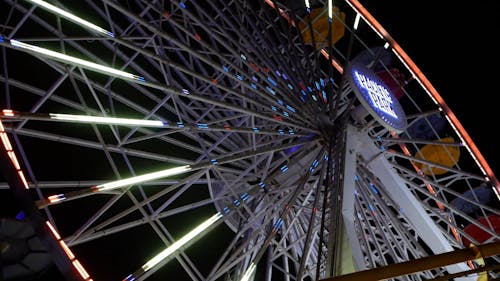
<box><xmin>0</xmin><ymin>1</ymin><xmax>499</xmax><ymax>281</ymax></box>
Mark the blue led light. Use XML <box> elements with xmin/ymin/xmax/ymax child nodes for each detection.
<box><xmin>236</xmin><ymin>74</ymin><xmax>243</xmax><ymax>81</ymax></box>
<box><xmin>0</xmin><ymin>35</ymin><xmax>4</xmax><ymax>43</ymax></box>
<box><xmin>182</xmin><ymin>88</ymin><xmax>190</xmax><ymax>95</ymax></box>
<box><xmin>274</xmin><ymin>218</ymin><xmax>283</xmax><ymax>229</ymax></box>
<box><xmin>267</xmin><ymin>76</ymin><xmax>277</xmax><ymax>87</ymax></box>
<box><xmin>266</xmin><ymin>86</ymin><xmax>276</xmax><ymax>95</ymax></box>
<box><xmin>15</xmin><ymin>211</ymin><xmax>25</xmax><ymax>220</ymax></box>
<box><xmin>283</xmin><ymin>111</ymin><xmax>289</xmax><ymax>117</ymax></box>
<box><xmin>271</xmin><ymin>106</ymin><xmax>277</xmax><ymax>111</ymax></box>
<box><xmin>251</xmin><ymin>83</ymin><xmax>257</xmax><ymax>89</ymax></box>
<box><xmin>240</xmin><ymin>193</ymin><xmax>250</xmax><ymax>201</ymax></box>
<box><xmin>277</xmin><ymin>99</ymin><xmax>283</xmax><ymax>105</ymax></box>
<box><xmin>210</xmin><ymin>159</ymin><xmax>219</xmax><ymax>165</ymax></box>
<box><xmin>288</xmin><ymin>84</ymin><xmax>294</xmax><ymax>90</ymax></box>
<box><xmin>278</xmin><ymin>129</ymin><xmax>284</xmax><ymax>134</ymax></box>
<box><xmin>223</xmin><ymin>65</ymin><xmax>229</xmax><ymax>72</ymax></box>
<box><xmin>177</xmin><ymin>122</ymin><xmax>184</xmax><ymax>128</ymax></box>
<box><xmin>196</xmin><ymin>123</ymin><xmax>208</xmax><ymax>129</ymax></box>
<box><xmin>223</xmin><ymin>206</ymin><xmax>230</xmax><ymax>213</ymax></box>
<box><xmin>253</xmin><ymin>127</ymin><xmax>259</xmax><ymax>132</ymax></box>
<box><xmin>179</xmin><ymin>2</ymin><xmax>186</xmax><ymax>8</ymax></box>
<box><xmin>285</xmin><ymin>105</ymin><xmax>295</xmax><ymax>113</ymax></box>
<box><xmin>280</xmin><ymin>165</ymin><xmax>288</xmax><ymax>172</ymax></box>
<box><xmin>252</xmin><ymin>76</ymin><xmax>258</xmax><ymax>82</ymax></box>
<box><xmin>369</xmin><ymin>205</ymin><xmax>375</xmax><ymax>212</ymax></box>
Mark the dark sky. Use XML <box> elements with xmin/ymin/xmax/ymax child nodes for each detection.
<box><xmin>360</xmin><ymin>0</ymin><xmax>500</xmax><ymax>176</ymax></box>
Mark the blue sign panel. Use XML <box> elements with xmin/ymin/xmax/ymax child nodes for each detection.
<box><xmin>347</xmin><ymin>62</ymin><xmax>407</xmax><ymax>133</ymax></box>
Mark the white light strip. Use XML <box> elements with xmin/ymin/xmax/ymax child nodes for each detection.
<box><xmin>49</xmin><ymin>113</ymin><xmax>164</xmax><ymax>127</ymax></box>
<box><xmin>25</xmin><ymin>0</ymin><xmax>114</xmax><ymax>37</ymax></box>
<box><xmin>304</xmin><ymin>0</ymin><xmax>310</xmax><ymax>9</ymax></box>
<box><xmin>142</xmin><ymin>212</ymin><xmax>223</xmax><ymax>272</ymax></box>
<box><xmin>9</xmin><ymin>39</ymin><xmax>144</xmax><ymax>81</ymax></box>
<box><xmin>353</xmin><ymin>13</ymin><xmax>361</xmax><ymax>30</ymax></box>
<box><xmin>328</xmin><ymin>0</ymin><xmax>333</xmax><ymax>19</ymax></box>
<box><xmin>241</xmin><ymin>263</ymin><xmax>256</xmax><ymax>281</ymax></box>
<box><xmin>96</xmin><ymin>165</ymin><xmax>191</xmax><ymax>191</ymax></box>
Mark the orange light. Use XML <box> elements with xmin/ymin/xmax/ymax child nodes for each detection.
<box><xmin>320</xmin><ymin>49</ymin><xmax>344</xmax><ymax>74</ymax></box>
<box><xmin>8</xmin><ymin>151</ymin><xmax>20</xmax><ymax>169</ymax></box>
<box><xmin>0</xmin><ymin>132</ymin><xmax>13</xmax><ymax>151</ymax></box>
<box><xmin>72</xmin><ymin>260</ymin><xmax>90</xmax><ymax>280</ymax></box>
<box><xmin>48</xmin><ymin>194</ymin><xmax>65</xmax><ymax>203</ymax></box>
<box><xmin>16</xmin><ymin>170</ymin><xmax>29</xmax><ymax>189</ymax></box>
<box><xmin>45</xmin><ymin>221</ymin><xmax>61</xmax><ymax>239</ymax></box>
<box><xmin>2</xmin><ymin>109</ymin><xmax>14</xmax><ymax>116</ymax></box>
<box><xmin>59</xmin><ymin>240</ymin><xmax>75</xmax><ymax>259</ymax></box>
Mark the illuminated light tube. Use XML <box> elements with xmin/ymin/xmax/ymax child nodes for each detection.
<box><xmin>9</xmin><ymin>39</ymin><xmax>144</xmax><ymax>82</ymax></box>
<box><xmin>241</xmin><ymin>263</ymin><xmax>257</xmax><ymax>281</ymax></box>
<box><xmin>2</xmin><ymin>109</ymin><xmax>14</xmax><ymax>117</ymax></box>
<box><xmin>0</xmin><ymin>121</ymin><xmax>29</xmax><ymax>189</ymax></box>
<box><xmin>59</xmin><ymin>240</ymin><xmax>75</xmax><ymax>259</ymax></box>
<box><xmin>96</xmin><ymin>165</ymin><xmax>191</xmax><ymax>191</ymax></box>
<box><xmin>7</xmin><ymin>151</ymin><xmax>21</xmax><ymax>169</ymax></box>
<box><xmin>141</xmin><ymin>212</ymin><xmax>223</xmax><ymax>272</ymax></box>
<box><xmin>45</xmin><ymin>221</ymin><xmax>93</xmax><ymax>280</ymax></box>
<box><xmin>25</xmin><ymin>0</ymin><xmax>115</xmax><ymax>38</ymax></box>
<box><xmin>48</xmin><ymin>194</ymin><xmax>66</xmax><ymax>203</ymax></box>
<box><xmin>49</xmin><ymin>113</ymin><xmax>165</xmax><ymax>127</ymax></box>
<box><xmin>353</xmin><ymin>13</ymin><xmax>361</xmax><ymax>30</ymax></box>
<box><xmin>304</xmin><ymin>0</ymin><xmax>310</xmax><ymax>9</ymax></box>
<box><xmin>72</xmin><ymin>260</ymin><xmax>91</xmax><ymax>280</ymax></box>
<box><xmin>45</xmin><ymin>221</ymin><xmax>62</xmax><ymax>240</ymax></box>
<box><xmin>17</xmin><ymin>171</ymin><xmax>30</xmax><ymax>189</ymax></box>
<box><xmin>328</xmin><ymin>0</ymin><xmax>333</xmax><ymax>19</ymax></box>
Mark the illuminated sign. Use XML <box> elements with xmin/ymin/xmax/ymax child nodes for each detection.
<box><xmin>347</xmin><ymin>62</ymin><xmax>407</xmax><ymax>133</ymax></box>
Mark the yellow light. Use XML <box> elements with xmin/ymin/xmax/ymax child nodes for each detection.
<box><xmin>49</xmin><ymin>113</ymin><xmax>164</xmax><ymax>127</ymax></box>
<box><xmin>96</xmin><ymin>165</ymin><xmax>191</xmax><ymax>191</ymax></box>
<box><xmin>142</xmin><ymin>212</ymin><xmax>223</xmax><ymax>272</ymax></box>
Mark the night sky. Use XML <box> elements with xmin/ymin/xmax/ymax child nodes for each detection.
<box><xmin>361</xmin><ymin>0</ymin><xmax>500</xmax><ymax>176</ymax></box>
